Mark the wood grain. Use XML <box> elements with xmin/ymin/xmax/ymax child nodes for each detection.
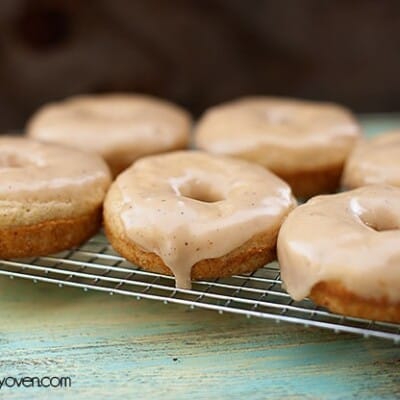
<box><xmin>0</xmin><ymin>277</ymin><xmax>399</xmax><ymax>399</ymax></box>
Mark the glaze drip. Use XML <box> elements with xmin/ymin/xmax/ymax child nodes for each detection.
<box><xmin>277</xmin><ymin>185</ymin><xmax>400</xmax><ymax>302</ymax></box>
<box><xmin>116</xmin><ymin>151</ymin><xmax>296</xmax><ymax>288</ymax></box>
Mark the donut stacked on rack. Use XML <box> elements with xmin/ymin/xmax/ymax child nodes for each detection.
<box><xmin>194</xmin><ymin>97</ymin><xmax>400</xmax><ymax>322</ymax></box>
<box><xmin>0</xmin><ymin>136</ymin><xmax>111</xmax><ymax>258</ymax></box>
<box><xmin>0</xmin><ymin>93</ymin><xmax>397</xmax><ymax>323</ymax></box>
<box><xmin>194</xmin><ymin>97</ymin><xmax>362</xmax><ymax>198</ymax></box>
<box><xmin>103</xmin><ymin>151</ymin><xmax>297</xmax><ymax>289</ymax></box>
<box><xmin>28</xmin><ymin>94</ymin><xmax>192</xmax><ymax>177</ymax></box>
<box><xmin>277</xmin><ymin>184</ymin><xmax>400</xmax><ymax>323</ymax></box>
<box><xmin>275</xmin><ymin>129</ymin><xmax>400</xmax><ymax>323</ymax></box>
<box><xmin>342</xmin><ymin>131</ymin><xmax>400</xmax><ymax>189</ymax></box>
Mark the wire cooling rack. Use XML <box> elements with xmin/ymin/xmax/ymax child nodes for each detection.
<box><xmin>0</xmin><ymin>232</ymin><xmax>399</xmax><ymax>343</ymax></box>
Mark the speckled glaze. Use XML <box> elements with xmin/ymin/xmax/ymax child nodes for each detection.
<box><xmin>108</xmin><ymin>151</ymin><xmax>296</xmax><ymax>288</ymax></box>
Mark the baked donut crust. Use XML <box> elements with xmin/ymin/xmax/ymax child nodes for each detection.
<box><xmin>0</xmin><ymin>208</ymin><xmax>102</xmax><ymax>258</ymax></box>
<box><xmin>105</xmin><ymin>219</ymin><xmax>277</xmax><ymax>281</ymax></box>
<box><xmin>195</xmin><ymin>97</ymin><xmax>362</xmax><ymax>197</ymax></box>
<box><xmin>104</xmin><ymin>151</ymin><xmax>296</xmax><ymax>288</ymax></box>
<box><xmin>0</xmin><ymin>137</ymin><xmax>111</xmax><ymax>257</ymax></box>
<box><xmin>310</xmin><ymin>281</ymin><xmax>400</xmax><ymax>323</ymax></box>
<box><xmin>277</xmin><ymin>185</ymin><xmax>400</xmax><ymax>323</ymax></box>
<box><xmin>275</xmin><ymin>163</ymin><xmax>343</xmax><ymax>199</ymax></box>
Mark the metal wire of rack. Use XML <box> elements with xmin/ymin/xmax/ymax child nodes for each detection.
<box><xmin>0</xmin><ymin>232</ymin><xmax>399</xmax><ymax>343</ymax></box>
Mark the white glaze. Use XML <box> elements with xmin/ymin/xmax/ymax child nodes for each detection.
<box><xmin>28</xmin><ymin>94</ymin><xmax>191</xmax><ymax>167</ymax></box>
<box><xmin>114</xmin><ymin>151</ymin><xmax>296</xmax><ymax>288</ymax></box>
<box><xmin>277</xmin><ymin>185</ymin><xmax>400</xmax><ymax>303</ymax></box>
<box><xmin>0</xmin><ymin>136</ymin><xmax>111</xmax><ymax>227</ymax></box>
<box><xmin>195</xmin><ymin>97</ymin><xmax>362</xmax><ymax>172</ymax></box>
<box><xmin>0</xmin><ymin>136</ymin><xmax>110</xmax><ymax>201</ymax></box>
<box><xmin>343</xmin><ymin>131</ymin><xmax>400</xmax><ymax>188</ymax></box>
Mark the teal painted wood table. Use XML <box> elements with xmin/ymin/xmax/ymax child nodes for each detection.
<box><xmin>1</xmin><ymin>116</ymin><xmax>400</xmax><ymax>400</ymax></box>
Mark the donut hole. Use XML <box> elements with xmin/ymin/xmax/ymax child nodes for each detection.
<box><xmin>0</xmin><ymin>153</ymin><xmax>32</xmax><ymax>168</ymax></box>
<box><xmin>360</xmin><ymin>208</ymin><xmax>400</xmax><ymax>232</ymax></box>
<box><xmin>179</xmin><ymin>179</ymin><xmax>225</xmax><ymax>203</ymax></box>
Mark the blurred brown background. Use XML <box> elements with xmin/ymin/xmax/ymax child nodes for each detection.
<box><xmin>0</xmin><ymin>0</ymin><xmax>400</xmax><ymax>131</ymax></box>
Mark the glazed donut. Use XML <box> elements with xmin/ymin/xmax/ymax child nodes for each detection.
<box><xmin>0</xmin><ymin>137</ymin><xmax>111</xmax><ymax>258</ymax></box>
<box><xmin>342</xmin><ymin>131</ymin><xmax>400</xmax><ymax>189</ymax></box>
<box><xmin>104</xmin><ymin>151</ymin><xmax>296</xmax><ymax>289</ymax></box>
<box><xmin>277</xmin><ymin>185</ymin><xmax>400</xmax><ymax>322</ymax></box>
<box><xmin>27</xmin><ymin>94</ymin><xmax>192</xmax><ymax>177</ymax></box>
<box><xmin>195</xmin><ymin>97</ymin><xmax>362</xmax><ymax>198</ymax></box>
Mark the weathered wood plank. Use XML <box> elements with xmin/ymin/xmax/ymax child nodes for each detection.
<box><xmin>0</xmin><ymin>278</ymin><xmax>399</xmax><ymax>399</ymax></box>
